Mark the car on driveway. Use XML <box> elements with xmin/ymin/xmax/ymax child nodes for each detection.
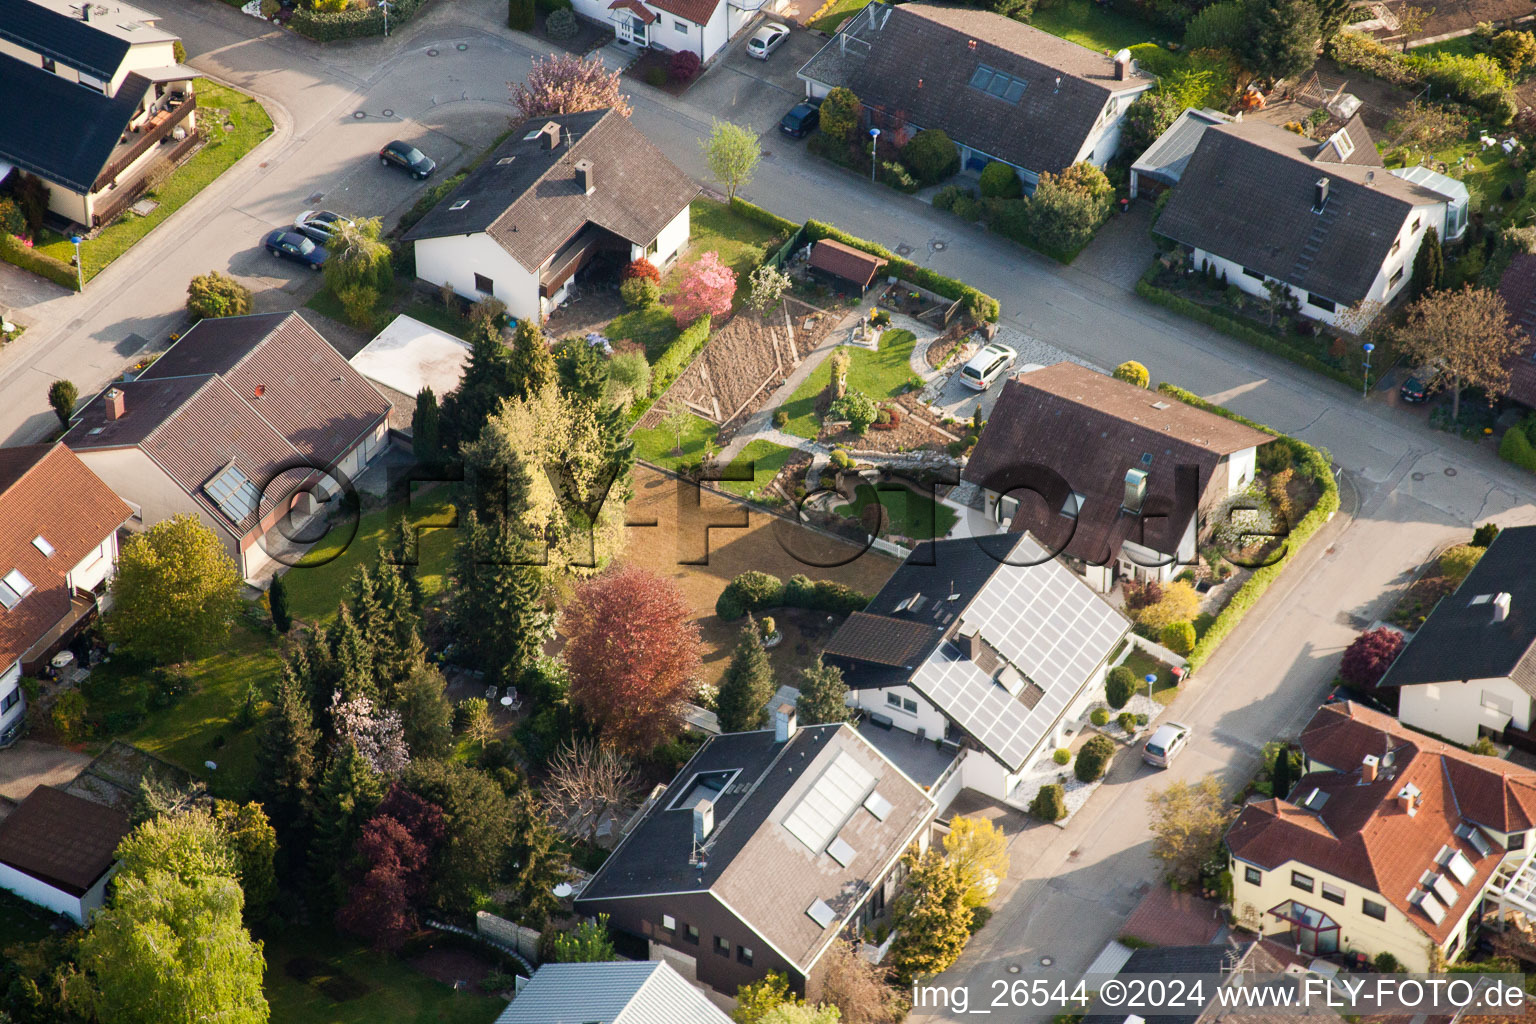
<box><xmin>1142</xmin><ymin>721</ymin><xmax>1191</xmax><ymax>767</ymax></box>
<box><xmin>1324</xmin><ymin>683</ymin><xmax>1394</xmax><ymax>715</ymax></box>
<box><xmin>263</xmin><ymin>229</ymin><xmax>328</xmax><ymax>271</ymax></box>
<box><xmin>746</xmin><ymin>22</ymin><xmax>789</xmax><ymax>59</ymax></box>
<box><xmin>379</xmin><ymin>140</ymin><xmax>436</xmax><ymax>180</ymax></box>
<box><xmin>293</xmin><ymin>210</ymin><xmax>352</xmax><ymax>245</ymax></box>
<box><xmin>1400</xmin><ymin>362</ymin><xmax>1446</xmax><ymax>403</ymax></box>
<box><xmin>780</xmin><ymin>100</ymin><xmax>820</xmax><ymax>138</ymax></box>
<box><xmin>959</xmin><ymin>342</ymin><xmax>1018</xmax><ymax>390</ymax></box>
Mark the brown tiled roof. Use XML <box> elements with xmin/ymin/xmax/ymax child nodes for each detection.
<box><xmin>821</xmin><ymin>611</ymin><xmax>942</xmax><ymax>669</ymax></box>
<box><xmin>0</xmin><ymin>444</ymin><xmax>131</xmax><ymax>670</ymax></box>
<box><xmin>961</xmin><ymin>363</ymin><xmax>1273</xmax><ymax>565</ymax></box>
<box><xmin>0</xmin><ymin>785</ymin><xmax>130</xmax><ymax>896</ymax></box>
<box><xmin>1156</xmin><ymin>118</ymin><xmax>1444</xmax><ymax>308</ymax></box>
<box><xmin>404</xmin><ymin>109</ymin><xmax>700</xmax><ymax>273</ymax></box>
<box><xmin>798</xmin><ymin>3</ymin><xmax>1150</xmax><ymax>176</ymax></box>
<box><xmin>1227</xmin><ymin>701</ymin><xmax>1536</xmax><ymax>944</ymax></box>
<box><xmin>808</xmin><ymin>239</ymin><xmax>887</xmax><ymax>289</ymax></box>
<box><xmin>646</xmin><ymin>0</ymin><xmax>719</xmax><ymax>24</ymax></box>
<box><xmin>1496</xmin><ymin>252</ymin><xmax>1536</xmax><ymax>408</ymax></box>
<box><xmin>65</xmin><ymin>313</ymin><xmax>389</xmax><ymax>536</ymax></box>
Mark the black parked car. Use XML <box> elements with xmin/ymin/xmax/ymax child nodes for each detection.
<box><xmin>1400</xmin><ymin>363</ymin><xmax>1446</xmax><ymax>403</ymax></box>
<box><xmin>263</xmin><ymin>229</ymin><xmax>328</xmax><ymax>271</ymax></box>
<box><xmin>780</xmin><ymin>101</ymin><xmax>821</xmax><ymax>138</ymax></box>
<box><xmin>379</xmin><ymin>140</ymin><xmax>436</xmax><ymax>180</ymax></box>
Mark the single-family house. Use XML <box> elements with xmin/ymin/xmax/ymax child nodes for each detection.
<box><xmin>1128</xmin><ymin>107</ymin><xmax>1232</xmax><ymax>199</ymax></box>
<box><xmin>1226</xmin><ymin>700</ymin><xmax>1536</xmax><ymax>970</ymax></box>
<box><xmin>404</xmin><ymin>109</ymin><xmax>699</xmax><ymax>324</ymax></box>
<box><xmin>0</xmin><ymin>785</ymin><xmax>130</xmax><ymax>924</ymax></box>
<box><xmin>1154</xmin><ymin>116</ymin><xmax>1467</xmax><ymax>327</ymax></box>
<box><xmin>806</xmin><ymin>239</ymin><xmax>886</xmax><ymax>295</ymax></box>
<box><xmin>822</xmin><ymin>532</ymin><xmax>1130</xmax><ymax>807</ymax></box>
<box><xmin>960</xmin><ymin>362</ymin><xmax>1273</xmax><ymax>592</ymax></box>
<box><xmin>0</xmin><ymin>443</ymin><xmax>131</xmax><ymax>747</ymax></box>
<box><xmin>797</xmin><ymin>2</ymin><xmax>1153</xmax><ymax>190</ymax></box>
<box><xmin>571</xmin><ymin>0</ymin><xmax>758</xmax><ymax>63</ymax></box>
<box><xmin>573</xmin><ymin>710</ymin><xmax>933</xmax><ymax>1000</ymax></box>
<box><xmin>493</xmin><ymin>961</ymin><xmax>732</xmax><ymax>1024</ymax></box>
<box><xmin>1374</xmin><ymin>526</ymin><xmax>1536</xmax><ymax>747</ymax></box>
<box><xmin>64</xmin><ymin>311</ymin><xmax>392</xmax><ymax>582</ymax></box>
<box><xmin>1496</xmin><ymin>253</ymin><xmax>1536</xmax><ymax>410</ymax></box>
<box><xmin>0</xmin><ymin>0</ymin><xmax>198</xmax><ymax>227</ymax></box>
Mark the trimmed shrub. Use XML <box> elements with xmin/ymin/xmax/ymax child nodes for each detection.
<box><xmin>1501</xmin><ymin>422</ymin><xmax>1536</xmax><ymax>472</ymax></box>
<box><xmin>830</xmin><ymin>389</ymin><xmax>878</xmax><ymax>434</ymax></box>
<box><xmin>715</xmin><ymin>570</ymin><xmax>786</xmax><ymax>620</ymax></box>
<box><xmin>1105</xmin><ymin>665</ymin><xmax>1136</xmax><ymax>709</ymax></box>
<box><xmin>901</xmin><ymin>129</ymin><xmax>960</xmax><ymax>186</ymax></box>
<box><xmin>1373</xmin><ymin>952</ymin><xmax>1401</xmax><ymax>974</ymax></box>
<box><xmin>784</xmin><ymin>574</ymin><xmax>868</xmax><ymax>615</ymax></box>
<box><xmin>829</xmin><ymin>448</ymin><xmax>853</xmax><ymax>470</ymax></box>
<box><xmin>1052</xmin><ymin>748</ymin><xmax>1070</xmax><ymax>765</ymax></box>
<box><xmin>1074</xmin><ymin>735</ymin><xmax>1115</xmax><ymax>782</ymax></box>
<box><xmin>288</xmin><ymin>0</ymin><xmax>423</xmax><ymax>40</ymax></box>
<box><xmin>933</xmin><ymin>184</ymin><xmax>966</xmax><ymax>212</ymax></box>
<box><xmin>0</xmin><ymin>232</ymin><xmax>77</xmax><ymax>290</ymax></box>
<box><xmin>1473</xmin><ymin>522</ymin><xmax>1501</xmax><ymax>547</ymax></box>
<box><xmin>951</xmin><ymin>193</ymin><xmax>985</xmax><ymax>222</ymax></box>
<box><xmin>0</xmin><ymin>198</ymin><xmax>25</xmax><ymax>237</ymax></box>
<box><xmin>508</xmin><ymin>0</ymin><xmax>535</xmax><ymax>29</ymax></box>
<box><xmin>1030</xmin><ymin>783</ymin><xmax>1066</xmax><ymax>822</ymax></box>
<box><xmin>1439</xmin><ymin>544</ymin><xmax>1484</xmax><ymax>583</ymax></box>
<box><xmin>546</xmin><ymin>8</ymin><xmax>578</xmax><ymax>39</ymax></box>
<box><xmin>622</xmin><ymin>257</ymin><xmax>661</xmax><ymax>283</ymax></box>
<box><xmin>978</xmin><ymin>161</ymin><xmax>1022</xmax><ymax>199</ymax></box>
<box><xmin>651</xmin><ymin>314</ymin><xmax>711</xmax><ymax>394</ymax></box>
<box><xmin>1118</xmin><ymin>711</ymin><xmax>1137</xmax><ymax>733</ymax></box>
<box><xmin>1090</xmin><ymin>708</ymin><xmax>1110</xmax><ymax>727</ymax></box>
<box><xmin>773</xmin><ymin>409</ymin><xmax>788</xmax><ymax>428</ymax></box>
<box><xmin>620</xmin><ymin>276</ymin><xmax>660</xmax><ymax>309</ymax></box>
<box><xmin>669</xmin><ymin>49</ymin><xmax>702</xmax><ymax>82</ymax></box>
<box><xmin>1113</xmin><ymin>360</ymin><xmax>1150</xmax><ymax>388</ymax></box>
<box><xmin>644</xmin><ymin>65</ymin><xmax>667</xmax><ymax>87</ymax></box>
<box><xmin>1160</xmin><ymin>620</ymin><xmax>1196</xmax><ymax>656</ymax></box>
<box><xmin>186</xmin><ymin>271</ymin><xmax>253</xmax><ymax>320</ymax></box>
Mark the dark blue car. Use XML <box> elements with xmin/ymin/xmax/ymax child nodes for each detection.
<box><xmin>780</xmin><ymin>101</ymin><xmax>820</xmax><ymax>138</ymax></box>
<box><xmin>264</xmin><ymin>229</ymin><xmax>327</xmax><ymax>271</ymax></box>
<box><xmin>380</xmin><ymin>139</ymin><xmax>436</xmax><ymax>180</ymax></box>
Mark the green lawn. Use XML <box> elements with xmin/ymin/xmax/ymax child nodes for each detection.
<box><xmin>36</xmin><ymin>80</ymin><xmax>273</xmax><ymax>282</ymax></box>
<box><xmin>683</xmin><ymin>198</ymin><xmax>789</xmax><ymax>306</ymax></box>
<box><xmin>283</xmin><ymin>486</ymin><xmax>461</xmax><ymax>624</ymax></box>
<box><xmin>264</xmin><ymin>929</ymin><xmax>504</xmax><ymax>1024</ymax></box>
<box><xmin>1121</xmin><ymin>648</ymin><xmax>1180</xmax><ymax>706</ymax></box>
<box><xmin>633</xmin><ymin>411</ymin><xmax>719</xmax><ymax>471</ymax></box>
<box><xmin>1030</xmin><ymin>0</ymin><xmax>1160</xmax><ymax>52</ymax></box>
<box><xmin>777</xmin><ymin>329</ymin><xmax>919</xmax><ymax>439</ymax></box>
<box><xmin>835</xmin><ymin>483</ymin><xmax>958</xmax><ymax>540</ymax></box>
<box><xmin>83</xmin><ymin>619</ymin><xmax>282</xmax><ymax>801</ymax></box>
<box><xmin>807</xmin><ymin>0</ymin><xmax>869</xmax><ymax>34</ymax></box>
<box><xmin>608</xmin><ymin>305</ymin><xmax>680</xmax><ymax>361</ymax></box>
<box><xmin>1409</xmin><ymin>35</ymin><xmax>1481</xmax><ymax>58</ymax></box>
<box><xmin>718</xmin><ymin>440</ymin><xmax>797</xmax><ymax>498</ymax></box>
<box><xmin>306</xmin><ymin>286</ymin><xmax>477</xmax><ymax>342</ymax></box>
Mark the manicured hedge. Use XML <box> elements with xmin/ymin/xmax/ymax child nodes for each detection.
<box><xmin>1501</xmin><ymin>421</ymin><xmax>1536</xmax><ymax>473</ymax></box>
<box><xmin>728</xmin><ymin>197</ymin><xmax>801</xmax><ymax>236</ymax></box>
<box><xmin>714</xmin><ymin>570</ymin><xmax>870</xmax><ymax>621</ymax></box>
<box><xmin>1135</xmin><ymin>267</ymin><xmax>1357</xmax><ymax>390</ymax></box>
<box><xmin>715</xmin><ymin>570</ymin><xmax>786</xmax><ymax>620</ymax></box>
<box><xmin>289</xmin><ymin>0</ymin><xmax>424</xmax><ymax>41</ymax></box>
<box><xmin>651</xmin><ymin>314</ymin><xmax>711</xmax><ymax>396</ymax></box>
<box><xmin>1157</xmin><ymin>384</ymin><xmax>1339</xmax><ymax>671</ymax></box>
<box><xmin>0</xmin><ymin>234</ymin><xmax>78</xmax><ymax>291</ymax></box>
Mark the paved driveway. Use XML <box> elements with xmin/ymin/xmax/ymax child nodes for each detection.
<box><xmin>686</xmin><ymin>22</ymin><xmax>821</xmax><ymax>135</ymax></box>
<box><xmin>925</xmin><ymin>326</ymin><xmax>1089</xmax><ymax>423</ymax></box>
<box><xmin>0</xmin><ymin>740</ymin><xmax>90</xmax><ymax>805</ymax></box>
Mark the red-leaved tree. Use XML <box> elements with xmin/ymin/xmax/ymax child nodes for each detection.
<box><xmin>564</xmin><ymin>565</ymin><xmax>702</xmax><ymax>756</ymax></box>
<box><xmin>1340</xmin><ymin>627</ymin><xmax>1406</xmax><ymax>691</ymax></box>
<box><xmin>511</xmin><ymin>53</ymin><xmax>632</xmax><ymax>121</ymax></box>
<box><xmin>670</xmin><ymin>251</ymin><xmax>736</xmax><ymax>326</ymax></box>
<box><xmin>336</xmin><ymin>785</ymin><xmax>445</xmax><ymax>950</ymax></box>
<box><xmin>622</xmin><ymin>257</ymin><xmax>660</xmax><ymax>283</ymax></box>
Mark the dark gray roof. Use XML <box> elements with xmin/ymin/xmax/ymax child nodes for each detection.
<box><xmin>0</xmin><ymin>0</ymin><xmax>132</xmax><ymax>80</ymax></box>
<box><xmin>576</xmin><ymin>723</ymin><xmax>933</xmax><ymax>970</ymax></box>
<box><xmin>140</xmin><ymin>311</ymin><xmax>292</xmax><ymax>380</ymax></box>
<box><xmin>1377</xmin><ymin>526</ymin><xmax>1536</xmax><ymax>696</ymax></box>
<box><xmin>1155</xmin><ymin>118</ymin><xmax>1441</xmax><ymax>307</ymax></box>
<box><xmin>797</xmin><ymin>2</ymin><xmax>1149</xmax><ymax>176</ymax></box>
<box><xmin>1131</xmin><ymin>108</ymin><xmax>1231</xmax><ymax>188</ymax></box>
<box><xmin>404</xmin><ymin>108</ymin><xmax>699</xmax><ymax>271</ymax></box>
<box><xmin>1082</xmin><ymin>943</ymin><xmax>1308</xmax><ymax>1024</ymax></box>
<box><xmin>0</xmin><ymin>61</ymin><xmax>146</xmax><ymax>193</ymax></box>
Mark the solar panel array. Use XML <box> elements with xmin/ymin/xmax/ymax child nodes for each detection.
<box><xmin>910</xmin><ymin>533</ymin><xmax>1128</xmax><ymax>770</ymax></box>
<box><xmin>782</xmin><ymin>751</ymin><xmax>875</xmax><ymax>854</ymax></box>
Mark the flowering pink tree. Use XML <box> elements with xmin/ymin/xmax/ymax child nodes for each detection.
<box><xmin>670</xmin><ymin>252</ymin><xmax>736</xmax><ymax>326</ymax></box>
<box><xmin>511</xmin><ymin>54</ymin><xmax>632</xmax><ymax>120</ymax></box>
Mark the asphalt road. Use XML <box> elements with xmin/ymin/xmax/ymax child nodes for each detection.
<box><xmin>1</xmin><ymin>0</ymin><xmax>1535</xmax><ymax>1012</ymax></box>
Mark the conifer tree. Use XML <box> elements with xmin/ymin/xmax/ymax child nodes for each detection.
<box><xmin>256</xmin><ymin>667</ymin><xmax>322</xmax><ymax>835</ymax></box>
<box><xmin>443</xmin><ymin>325</ymin><xmax>512</xmax><ymax>451</ymax></box>
<box><xmin>716</xmin><ymin>616</ymin><xmax>775</xmax><ymax>733</ymax></box>
<box><xmin>889</xmin><ymin>848</ymin><xmax>973</xmax><ymax>984</ymax></box>
<box><xmin>328</xmin><ymin>604</ymin><xmax>378</xmax><ymax>704</ymax></box>
<box><xmin>453</xmin><ymin>514</ymin><xmax>550</xmax><ymax>686</ymax></box>
<box><xmin>310</xmin><ymin>741</ymin><xmax>385</xmax><ymax>910</ymax></box>
<box><xmin>268</xmin><ymin>573</ymin><xmax>292</xmax><ymax>634</ymax></box>
<box><xmin>397</xmin><ymin>656</ymin><xmax>455</xmax><ymax>758</ymax></box>
<box><xmin>796</xmin><ymin>659</ymin><xmax>851</xmax><ymax>725</ymax></box>
<box><xmin>507</xmin><ymin>319</ymin><xmax>557</xmax><ymax>401</ymax></box>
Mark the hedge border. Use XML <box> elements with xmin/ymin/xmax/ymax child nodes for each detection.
<box><xmin>1136</xmin><ymin>265</ymin><xmax>1357</xmax><ymax>390</ymax></box>
<box><xmin>289</xmin><ymin>0</ymin><xmax>425</xmax><ymax>41</ymax></box>
<box><xmin>0</xmin><ymin>233</ymin><xmax>78</xmax><ymax>292</ymax></box>
<box><xmin>1157</xmin><ymin>383</ymin><xmax>1340</xmax><ymax>671</ymax></box>
<box><xmin>728</xmin><ymin>197</ymin><xmax>1000</xmax><ymax>323</ymax></box>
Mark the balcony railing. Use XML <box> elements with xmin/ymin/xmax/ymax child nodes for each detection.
<box><xmin>93</xmin><ymin>94</ymin><xmax>198</xmax><ymax>193</ymax></box>
<box><xmin>92</xmin><ymin>129</ymin><xmax>200</xmax><ymax>227</ymax></box>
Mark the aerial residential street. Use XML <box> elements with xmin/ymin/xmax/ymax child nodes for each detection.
<box><xmin>3</xmin><ymin>0</ymin><xmax>1536</xmax><ymax>1017</ymax></box>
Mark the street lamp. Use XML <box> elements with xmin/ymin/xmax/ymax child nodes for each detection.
<box><xmin>868</xmin><ymin>127</ymin><xmax>880</xmax><ymax>183</ymax></box>
<box><xmin>1145</xmin><ymin>673</ymin><xmax>1157</xmax><ymax>701</ymax></box>
<box><xmin>1361</xmin><ymin>341</ymin><xmax>1375</xmax><ymax>399</ymax></box>
<box><xmin>380</xmin><ymin>0</ymin><xmax>390</xmax><ymax>35</ymax></box>
<box><xmin>69</xmin><ymin>235</ymin><xmax>83</xmax><ymax>293</ymax></box>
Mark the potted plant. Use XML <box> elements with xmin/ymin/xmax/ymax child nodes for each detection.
<box><xmin>760</xmin><ymin>616</ymin><xmax>782</xmax><ymax>649</ymax></box>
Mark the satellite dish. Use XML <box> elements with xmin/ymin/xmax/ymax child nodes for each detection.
<box><xmin>552</xmin><ymin>882</ymin><xmax>574</xmax><ymax>898</ymax></box>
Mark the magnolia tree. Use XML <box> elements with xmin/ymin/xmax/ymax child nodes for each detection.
<box><xmin>746</xmin><ymin>263</ymin><xmax>792</xmax><ymax>315</ymax></box>
<box><xmin>331</xmin><ymin>693</ymin><xmax>411</xmax><ymax>776</ymax></box>
<box><xmin>512</xmin><ymin>53</ymin><xmax>632</xmax><ymax>120</ymax></box>
<box><xmin>671</xmin><ymin>251</ymin><xmax>736</xmax><ymax>326</ymax></box>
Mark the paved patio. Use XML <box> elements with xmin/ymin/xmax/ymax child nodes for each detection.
<box><xmin>1120</xmin><ymin>885</ymin><xmax>1225</xmax><ymax>947</ymax></box>
<box><xmin>856</xmin><ymin>718</ymin><xmax>958</xmax><ymax>789</ymax></box>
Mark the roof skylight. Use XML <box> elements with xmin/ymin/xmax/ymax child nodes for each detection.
<box><xmin>204</xmin><ymin>464</ymin><xmax>261</xmax><ymax>524</ymax></box>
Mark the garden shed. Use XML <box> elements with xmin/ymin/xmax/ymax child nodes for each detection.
<box><xmin>807</xmin><ymin>239</ymin><xmax>888</xmax><ymax>295</ymax></box>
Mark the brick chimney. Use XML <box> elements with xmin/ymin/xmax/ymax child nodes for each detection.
<box><xmin>539</xmin><ymin>121</ymin><xmax>561</xmax><ymax>150</ymax></box>
<box><xmin>574</xmin><ymin>158</ymin><xmax>595</xmax><ymax>195</ymax></box>
<box><xmin>1361</xmin><ymin>754</ymin><xmax>1379</xmax><ymax>784</ymax></box>
<box><xmin>105</xmin><ymin>387</ymin><xmax>125</xmax><ymax>420</ymax></box>
<box><xmin>1114</xmin><ymin>48</ymin><xmax>1131</xmax><ymax>81</ymax></box>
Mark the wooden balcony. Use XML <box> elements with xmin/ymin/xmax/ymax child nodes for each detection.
<box><xmin>91</xmin><ymin>129</ymin><xmax>200</xmax><ymax>227</ymax></box>
<box><xmin>93</xmin><ymin>94</ymin><xmax>197</xmax><ymax>194</ymax></box>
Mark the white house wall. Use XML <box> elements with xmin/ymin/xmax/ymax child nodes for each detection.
<box><xmin>701</xmin><ymin>2</ymin><xmax>729</xmax><ymax>59</ymax></box>
<box><xmin>74</xmin><ymin>447</ymin><xmax>235</xmax><ymax>556</ymax></box>
<box><xmin>1074</xmin><ymin>86</ymin><xmax>1153</xmax><ymax>167</ymax></box>
<box><xmin>853</xmin><ymin>684</ymin><xmax>949</xmax><ymax>739</ymax></box>
<box><xmin>648</xmin><ymin>205</ymin><xmax>691</xmax><ymax>269</ymax></box>
<box><xmin>0</xmin><ymin>862</ymin><xmax>86</xmax><ymax>924</ymax></box>
<box><xmin>67</xmin><ymin>534</ymin><xmax>118</xmax><ymax>594</ymax></box>
<box><xmin>413</xmin><ymin>234</ymin><xmax>540</xmax><ymax>322</ymax></box>
<box><xmin>1397</xmin><ymin>677</ymin><xmax>1530</xmax><ymax>745</ymax></box>
<box><xmin>1224</xmin><ymin>447</ymin><xmax>1257</xmax><ymax>495</ymax></box>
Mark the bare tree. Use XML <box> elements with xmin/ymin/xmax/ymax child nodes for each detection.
<box><xmin>819</xmin><ymin>939</ymin><xmax>908</xmax><ymax>1024</ymax></box>
<box><xmin>1394</xmin><ymin>286</ymin><xmax>1525</xmax><ymax>421</ymax></box>
<box><xmin>1396</xmin><ymin>5</ymin><xmax>1431</xmax><ymax>51</ymax></box>
<box><xmin>543</xmin><ymin>738</ymin><xmax>638</xmax><ymax>843</ymax></box>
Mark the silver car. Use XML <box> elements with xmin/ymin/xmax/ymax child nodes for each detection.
<box><xmin>959</xmin><ymin>342</ymin><xmax>1018</xmax><ymax>391</ymax></box>
<box><xmin>747</xmin><ymin>22</ymin><xmax>789</xmax><ymax>59</ymax></box>
<box><xmin>1142</xmin><ymin>721</ymin><xmax>1191</xmax><ymax>768</ymax></box>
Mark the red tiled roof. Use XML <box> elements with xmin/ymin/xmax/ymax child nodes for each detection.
<box><xmin>809</xmin><ymin>239</ymin><xmax>889</xmax><ymax>289</ymax></box>
<box><xmin>1228</xmin><ymin>702</ymin><xmax>1536</xmax><ymax>944</ymax></box>
<box><xmin>645</xmin><ymin>0</ymin><xmax>720</xmax><ymax>25</ymax></box>
<box><xmin>1119</xmin><ymin>885</ymin><xmax>1224</xmax><ymax>947</ymax></box>
<box><xmin>608</xmin><ymin>0</ymin><xmax>657</xmax><ymax>23</ymax></box>
<box><xmin>0</xmin><ymin>444</ymin><xmax>131</xmax><ymax>670</ymax></box>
